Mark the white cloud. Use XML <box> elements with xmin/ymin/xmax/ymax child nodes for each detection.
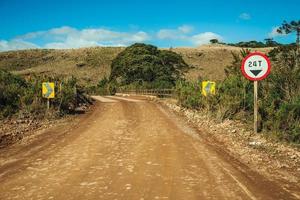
<box><xmin>0</xmin><ymin>39</ymin><xmax>39</xmax><ymax>51</ymax></box>
<box><xmin>0</xmin><ymin>25</ymin><xmax>223</xmax><ymax>51</ymax></box>
<box><xmin>157</xmin><ymin>29</ymin><xmax>182</xmax><ymax>40</ymax></box>
<box><xmin>178</xmin><ymin>25</ymin><xmax>194</xmax><ymax>34</ymax></box>
<box><xmin>49</xmin><ymin>26</ymin><xmax>77</xmax><ymax>35</ymax></box>
<box><xmin>190</xmin><ymin>32</ymin><xmax>222</xmax><ymax>45</ymax></box>
<box><xmin>1</xmin><ymin>26</ymin><xmax>150</xmax><ymax>51</ymax></box>
<box><xmin>156</xmin><ymin>25</ymin><xmax>222</xmax><ymax>46</ymax></box>
<box><xmin>157</xmin><ymin>25</ymin><xmax>194</xmax><ymax>40</ymax></box>
<box><xmin>126</xmin><ymin>31</ymin><xmax>150</xmax><ymax>42</ymax></box>
<box><xmin>239</xmin><ymin>13</ymin><xmax>251</xmax><ymax>20</ymax></box>
<box><xmin>268</xmin><ymin>26</ymin><xmax>287</xmax><ymax>38</ymax></box>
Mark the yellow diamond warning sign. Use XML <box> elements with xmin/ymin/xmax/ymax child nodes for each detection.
<box><xmin>42</xmin><ymin>82</ymin><xmax>55</xmax><ymax>98</ymax></box>
<box><xmin>202</xmin><ymin>81</ymin><xmax>216</xmax><ymax>96</ymax></box>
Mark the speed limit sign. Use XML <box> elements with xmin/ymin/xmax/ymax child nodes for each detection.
<box><xmin>241</xmin><ymin>52</ymin><xmax>271</xmax><ymax>81</ymax></box>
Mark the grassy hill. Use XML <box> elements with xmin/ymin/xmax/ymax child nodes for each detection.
<box><xmin>172</xmin><ymin>44</ymin><xmax>272</xmax><ymax>81</ymax></box>
<box><xmin>0</xmin><ymin>44</ymin><xmax>272</xmax><ymax>85</ymax></box>
<box><xmin>0</xmin><ymin>47</ymin><xmax>124</xmax><ymax>85</ymax></box>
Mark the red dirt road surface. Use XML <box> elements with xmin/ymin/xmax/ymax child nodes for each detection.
<box><xmin>0</xmin><ymin>96</ymin><xmax>299</xmax><ymax>200</ymax></box>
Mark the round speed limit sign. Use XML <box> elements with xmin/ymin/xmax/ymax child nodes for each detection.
<box><xmin>241</xmin><ymin>52</ymin><xmax>271</xmax><ymax>81</ymax></box>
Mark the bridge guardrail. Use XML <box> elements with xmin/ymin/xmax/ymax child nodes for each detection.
<box><xmin>117</xmin><ymin>88</ymin><xmax>175</xmax><ymax>98</ymax></box>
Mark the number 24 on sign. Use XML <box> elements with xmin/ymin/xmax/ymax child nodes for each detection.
<box><xmin>248</xmin><ymin>60</ymin><xmax>263</xmax><ymax>67</ymax></box>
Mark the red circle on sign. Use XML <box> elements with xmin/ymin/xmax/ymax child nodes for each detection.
<box><xmin>241</xmin><ymin>52</ymin><xmax>271</xmax><ymax>81</ymax></box>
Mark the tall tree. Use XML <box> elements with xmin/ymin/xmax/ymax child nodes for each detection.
<box><xmin>277</xmin><ymin>20</ymin><xmax>300</xmax><ymax>67</ymax></box>
<box><xmin>264</xmin><ymin>38</ymin><xmax>274</xmax><ymax>47</ymax></box>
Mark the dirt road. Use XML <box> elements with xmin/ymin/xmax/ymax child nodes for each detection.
<box><xmin>0</xmin><ymin>96</ymin><xmax>298</xmax><ymax>200</ymax></box>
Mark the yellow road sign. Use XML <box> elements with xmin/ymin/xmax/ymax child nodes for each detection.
<box><xmin>202</xmin><ymin>81</ymin><xmax>216</xmax><ymax>96</ymax></box>
<box><xmin>42</xmin><ymin>82</ymin><xmax>55</xmax><ymax>98</ymax></box>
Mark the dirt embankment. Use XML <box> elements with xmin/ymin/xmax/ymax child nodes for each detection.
<box><xmin>0</xmin><ymin>101</ymin><xmax>92</xmax><ymax>149</ymax></box>
<box><xmin>159</xmin><ymin>98</ymin><xmax>300</xmax><ymax>196</ymax></box>
<box><xmin>0</xmin><ymin>115</ymin><xmax>73</xmax><ymax>148</ymax></box>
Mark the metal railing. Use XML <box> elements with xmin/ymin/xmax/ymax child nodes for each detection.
<box><xmin>117</xmin><ymin>88</ymin><xmax>175</xmax><ymax>98</ymax></box>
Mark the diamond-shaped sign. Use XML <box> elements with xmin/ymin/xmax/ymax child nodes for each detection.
<box><xmin>42</xmin><ymin>82</ymin><xmax>55</xmax><ymax>98</ymax></box>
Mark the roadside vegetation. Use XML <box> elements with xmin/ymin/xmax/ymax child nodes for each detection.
<box><xmin>175</xmin><ymin>45</ymin><xmax>300</xmax><ymax>143</ymax></box>
<box><xmin>0</xmin><ymin>69</ymin><xmax>91</xmax><ymax>119</ymax></box>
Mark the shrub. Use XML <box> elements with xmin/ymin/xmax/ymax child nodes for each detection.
<box><xmin>110</xmin><ymin>43</ymin><xmax>189</xmax><ymax>88</ymax></box>
<box><xmin>95</xmin><ymin>77</ymin><xmax>117</xmax><ymax>95</ymax></box>
<box><xmin>0</xmin><ymin>69</ymin><xmax>27</xmax><ymax>117</ymax></box>
<box><xmin>175</xmin><ymin>80</ymin><xmax>203</xmax><ymax>109</ymax></box>
<box><xmin>0</xmin><ymin>70</ymin><xmax>87</xmax><ymax>118</ymax></box>
<box><xmin>58</xmin><ymin>77</ymin><xmax>78</xmax><ymax>113</ymax></box>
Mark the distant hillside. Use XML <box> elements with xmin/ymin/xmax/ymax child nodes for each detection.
<box><xmin>0</xmin><ymin>47</ymin><xmax>124</xmax><ymax>85</ymax></box>
<box><xmin>173</xmin><ymin>44</ymin><xmax>272</xmax><ymax>81</ymax></box>
<box><xmin>0</xmin><ymin>44</ymin><xmax>272</xmax><ymax>85</ymax></box>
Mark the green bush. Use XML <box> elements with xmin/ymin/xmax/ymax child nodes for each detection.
<box><xmin>58</xmin><ymin>77</ymin><xmax>78</xmax><ymax>113</ymax></box>
<box><xmin>0</xmin><ymin>70</ymin><xmax>87</xmax><ymax>118</ymax></box>
<box><xmin>0</xmin><ymin>70</ymin><xmax>28</xmax><ymax>117</ymax></box>
<box><xmin>110</xmin><ymin>43</ymin><xmax>189</xmax><ymax>88</ymax></box>
<box><xmin>275</xmin><ymin>97</ymin><xmax>300</xmax><ymax>142</ymax></box>
<box><xmin>94</xmin><ymin>77</ymin><xmax>117</xmax><ymax>95</ymax></box>
<box><xmin>260</xmin><ymin>45</ymin><xmax>300</xmax><ymax>142</ymax></box>
<box><xmin>175</xmin><ymin>80</ymin><xmax>203</xmax><ymax>109</ymax></box>
<box><xmin>217</xmin><ymin>50</ymin><xmax>254</xmax><ymax>119</ymax></box>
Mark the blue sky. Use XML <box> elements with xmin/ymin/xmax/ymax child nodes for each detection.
<box><xmin>0</xmin><ymin>0</ymin><xmax>299</xmax><ymax>51</ymax></box>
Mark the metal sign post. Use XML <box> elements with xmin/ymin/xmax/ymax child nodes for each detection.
<box><xmin>47</xmin><ymin>99</ymin><xmax>50</xmax><ymax>110</ymax></box>
<box><xmin>253</xmin><ymin>81</ymin><xmax>258</xmax><ymax>134</ymax></box>
<box><xmin>241</xmin><ymin>52</ymin><xmax>271</xmax><ymax>134</ymax></box>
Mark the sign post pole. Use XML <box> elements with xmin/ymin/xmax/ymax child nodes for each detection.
<box><xmin>47</xmin><ymin>98</ymin><xmax>50</xmax><ymax>110</ymax></box>
<box><xmin>253</xmin><ymin>81</ymin><xmax>258</xmax><ymax>134</ymax></box>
